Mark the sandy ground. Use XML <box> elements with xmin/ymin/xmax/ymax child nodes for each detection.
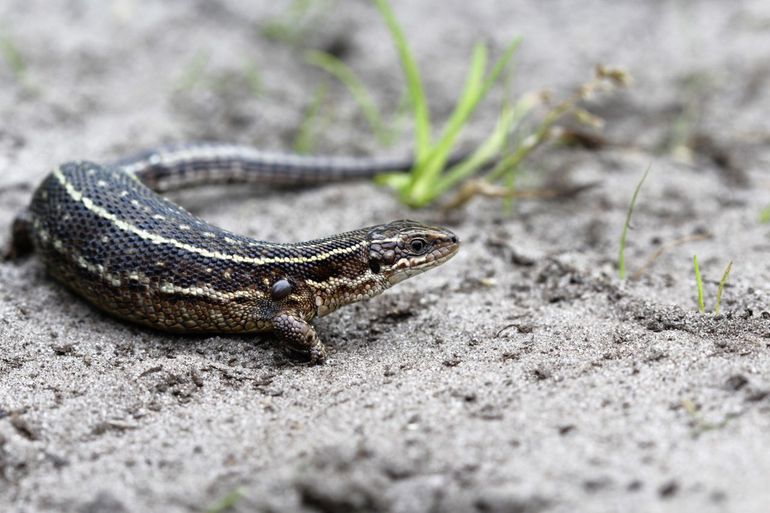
<box><xmin>1</xmin><ymin>1</ymin><xmax>770</xmax><ymax>512</ymax></box>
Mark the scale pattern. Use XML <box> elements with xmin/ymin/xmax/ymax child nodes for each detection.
<box><xmin>16</xmin><ymin>144</ymin><xmax>460</xmax><ymax>361</ymax></box>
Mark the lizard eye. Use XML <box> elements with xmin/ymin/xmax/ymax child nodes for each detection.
<box><xmin>409</xmin><ymin>238</ymin><xmax>427</xmax><ymax>254</ymax></box>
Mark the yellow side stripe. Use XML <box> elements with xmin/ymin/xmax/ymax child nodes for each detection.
<box><xmin>37</xmin><ymin>222</ymin><xmax>261</xmax><ymax>301</ymax></box>
<box><xmin>53</xmin><ymin>167</ymin><xmax>367</xmax><ymax>266</ymax></box>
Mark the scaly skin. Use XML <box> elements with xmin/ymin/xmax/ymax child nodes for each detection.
<box><xmin>6</xmin><ymin>143</ymin><xmax>460</xmax><ymax>363</ymax></box>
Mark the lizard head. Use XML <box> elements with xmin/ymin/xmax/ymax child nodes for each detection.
<box><xmin>306</xmin><ymin>219</ymin><xmax>460</xmax><ymax>318</ymax></box>
<box><xmin>367</xmin><ymin>219</ymin><xmax>460</xmax><ymax>286</ymax></box>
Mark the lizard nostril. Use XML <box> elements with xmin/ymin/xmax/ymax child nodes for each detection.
<box><xmin>450</xmin><ymin>235</ymin><xmax>458</xmax><ymax>244</ymax></box>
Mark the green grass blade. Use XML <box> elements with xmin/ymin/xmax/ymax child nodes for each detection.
<box><xmin>206</xmin><ymin>488</ymin><xmax>243</xmax><ymax>513</ymax></box>
<box><xmin>262</xmin><ymin>0</ymin><xmax>315</xmax><ymax>44</ymax></box>
<box><xmin>408</xmin><ymin>39</ymin><xmax>522</xmax><ymax>206</ymax></box>
<box><xmin>374</xmin><ymin>0</ymin><xmax>431</xmax><ymax>162</ymax></box>
<box><xmin>431</xmin><ymin>42</ymin><xmax>487</xmax><ymax>155</ymax></box>
<box><xmin>408</xmin><ymin>43</ymin><xmax>487</xmax><ymax>199</ymax></box>
<box><xmin>714</xmin><ymin>260</ymin><xmax>733</xmax><ymax>314</ymax></box>
<box><xmin>293</xmin><ymin>84</ymin><xmax>327</xmax><ymax>154</ymax></box>
<box><xmin>693</xmin><ymin>255</ymin><xmax>705</xmax><ymax>313</ymax></box>
<box><xmin>482</xmin><ymin>92</ymin><xmax>543</xmax><ymax>182</ymax></box>
<box><xmin>432</xmin><ymin>105</ymin><xmax>518</xmax><ymax>198</ymax></box>
<box><xmin>760</xmin><ymin>206</ymin><xmax>770</xmax><ymax>223</ymax></box>
<box><xmin>618</xmin><ymin>165</ymin><xmax>651</xmax><ymax>279</ymax></box>
<box><xmin>174</xmin><ymin>49</ymin><xmax>209</xmax><ymax>91</ymax></box>
<box><xmin>479</xmin><ymin>37</ymin><xmax>522</xmax><ymax>98</ymax></box>
<box><xmin>426</xmin><ymin>38</ymin><xmax>522</xmax><ymax>181</ymax></box>
<box><xmin>375</xmin><ymin>171</ymin><xmax>411</xmax><ymax>190</ymax></box>
<box><xmin>306</xmin><ymin>50</ymin><xmax>394</xmax><ymax>144</ymax></box>
<box><xmin>243</xmin><ymin>62</ymin><xmax>262</xmax><ymax>96</ymax></box>
<box><xmin>429</xmin><ymin>90</ymin><xmax>537</xmax><ymax>203</ymax></box>
<box><xmin>0</xmin><ymin>33</ymin><xmax>26</xmax><ymax>82</ymax></box>
<box><xmin>494</xmin><ymin>45</ymin><xmax>523</xmax><ymax>204</ymax></box>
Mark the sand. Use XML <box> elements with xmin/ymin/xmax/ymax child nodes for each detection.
<box><xmin>1</xmin><ymin>1</ymin><xmax>770</xmax><ymax>512</ymax></box>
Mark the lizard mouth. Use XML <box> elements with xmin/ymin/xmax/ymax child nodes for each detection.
<box><xmin>386</xmin><ymin>236</ymin><xmax>460</xmax><ymax>285</ymax></box>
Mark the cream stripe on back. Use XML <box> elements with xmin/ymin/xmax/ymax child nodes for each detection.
<box><xmin>53</xmin><ymin>166</ymin><xmax>367</xmax><ymax>266</ymax></box>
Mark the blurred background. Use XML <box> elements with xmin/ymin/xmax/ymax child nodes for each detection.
<box><xmin>1</xmin><ymin>1</ymin><xmax>768</xmax><ymax>173</ymax></box>
<box><xmin>2</xmin><ymin>1</ymin><xmax>770</xmax><ymax>513</ymax></box>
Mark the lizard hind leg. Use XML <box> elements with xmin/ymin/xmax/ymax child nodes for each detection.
<box><xmin>272</xmin><ymin>312</ymin><xmax>328</xmax><ymax>364</ymax></box>
<box><xmin>3</xmin><ymin>209</ymin><xmax>34</xmax><ymax>261</ymax></box>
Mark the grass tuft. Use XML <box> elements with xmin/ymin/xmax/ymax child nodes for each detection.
<box><xmin>693</xmin><ymin>255</ymin><xmax>705</xmax><ymax>313</ymax></box>
<box><xmin>304</xmin><ymin>0</ymin><xmax>627</xmax><ymax>208</ymax></box>
<box><xmin>618</xmin><ymin>165</ymin><xmax>651</xmax><ymax>280</ymax></box>
<box><xmin>371</xmin><ymin>0</ymin><xmax>525</xmax><ymax>207</ymax></box>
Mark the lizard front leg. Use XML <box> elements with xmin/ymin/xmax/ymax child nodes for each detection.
<box><xmin>272</xmin><ymin>312</ymin><xmax>327</xmax><ymax>364</ymax></box>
